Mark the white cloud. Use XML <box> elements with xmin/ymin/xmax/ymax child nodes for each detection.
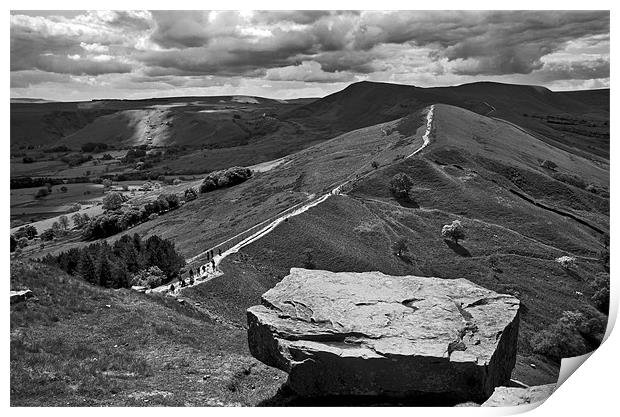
<box><xmin>265</xmin><ymin>61</ymin><xmax>354</xmax><ymax>83</ymax></box>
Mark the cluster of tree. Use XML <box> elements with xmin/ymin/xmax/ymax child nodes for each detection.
<box><xmin>530</xmin><ymin>307</ymin><xmax>606</xmax><ymax>363</ymax></box>
<box><xmin>82</xmin><ymin>193</ymin><xmax>181</xmax><ymax>240</ymax></box>
<box><xmin>81</xmin><ymin>142</ymin><xmax>109</xmax><ymax>153</ymax></box>
<box><xmin>11</xmin><ymin>176</ymin><xmax>90</xmax><ymax>190</ymax></box>
<box><xmin>102</xmin><ymin>192</ymin><xmax>125</xmax><ymax>211</ymax></box>
<box><xmin>43</xmin><ymin>145</ymin><xmax>71</xmax><ymax>153</ymax></box>
<box><xmin>40</xmin><ymin>215</ymin><xmax>72</xmax><ymax>241</ymax></box>
<box><xmin>45</xmin><ymin>233</ymin><xmax>185</xmax><ymax>289</ymax></box>
<box><xmin>60</xmin><ymin>153</ymin><xmax>93</xmax><ymax>167</ymax></box>
<box><xmin>13</xmin><ymin>225</ymin><xmax>37</xmax><ymax>240</ymax></box>
<box><xmin>123</xmin><ymin>148</ymin><xmax>147</xmax><ymax>163</ymax></box>
<box><xmin>10</xmin><ymin>225</ymin><xmax>39</xmax><ymax>252</ymax></box>
<box><xmin>199</xmin><ymin>167</ymin><xmax>253</xmax><ymax>193</ymax></box>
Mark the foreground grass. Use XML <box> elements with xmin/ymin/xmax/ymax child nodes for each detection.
<box><xmin>10</xmin><ymin>260</ymin><xmax>284</xmax><ymax>406</ymax></box>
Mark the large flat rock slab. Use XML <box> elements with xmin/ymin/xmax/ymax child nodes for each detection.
<box><xmin>247</xmin><ymin>268</ymin><xmax>520</xmax><ymax>402</ymax></box>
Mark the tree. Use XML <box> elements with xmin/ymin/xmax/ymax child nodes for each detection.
<box><xmin>441</xmin><ymin>220</ymin><xmax>466</xmax><ymax>244</ymax></box>
<box><xmin>58</xmin><ymin>215</ymin><xmax>69</xmax><ymax>231</ymax></box>
<box><xmin>131</xmin><ymin>266</ymin><xmax>166</xmax><ymax>288</ymax></box>
<box><xmin>392</xmin><ymin>237</ymin><xmax>408</xmax><ymax>257</ymax></box>
<box><xmin>540</xmin><ymin>160</ymin><xmax>557</xmax><ymax>170</ymax></box>
<box><xmin>25</xmin><ymin>225</ymin><xmax>38</xmax><ymax>239</ymax></box>
<box><xmin>72</xmin><ymin>213</ymin><xmax>84</xmax><ymax>229</ymax></box>
<box><xmin>390</xmin><ymin>173</ymin><xmax>414</xmax><ymax>199</ymax></box>
<box><xmin>95</xmin><ymin>247</ymin><xmax>112</xmax><ymax>287</ymax></box>
<box><xmin>78</xmin><ymin>251</ymin><xmax>97</xmax><ymax>284</ymax></box>
<box><xmin>590</xmin><ymin>272</ymin><xmax>610</xmax><ymax>314</ymax></box>
<box><xmin>371</xmin><ymin>161</ymin><xmax>379</xmax><ymax>169</ymax></box>
<box><xmin>35</xmin><ymin>188</ymin><xmax>49</xmax><ymax>199</ymax></box>
<box><xmin>15</xmin><ymin>225</ymin><xmax>37</xmax><ymax>240</ymax></box>
<box><xmin>102</xmin><ymin>192</ymin><xmax>123</xmax><ymax>211</ymax></box>
<box><xmin>102</xmin><ymin>179</ymin><xmax>113</xmax><ymax>189</ymax></box>
<box><xmin>52</xmin><ymin>221</ymin><xmax>62</xmax><ymax>235</ymax></box>
<box><xmin>17</xmin><ymin>237</ymin><xmax>29</xmax><ymax>248</ymax></box>
<box><xmin>60</xmin><ymin>186</ymin><xmax>68</xmax><ymax>193</ymax></box>
<box><xmin>40</xmin><ymin>229</ymin><xmax>55</xmax><ymax>241</ymax></box>
<box><xmin>184</xmin><ymin>187</ymin><xmax>198</xmax><ymax>202</ymax></box>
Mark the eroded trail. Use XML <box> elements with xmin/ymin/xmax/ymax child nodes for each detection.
<box><xmin>153</xmin><ymin>105</ymin><xmax>436</xmax><ymax>294</ymax></box>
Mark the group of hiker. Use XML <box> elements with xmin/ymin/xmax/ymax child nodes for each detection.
<box><xmin>168</xmin><ymin>247</ymin><xmax>223</xmax><ymax>293</ymax></box>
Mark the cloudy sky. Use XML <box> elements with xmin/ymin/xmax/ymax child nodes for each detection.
<box><xmin>10</xmin><ymin>10</ymin><xmax>610</xmax><ymax>101</ymax></box>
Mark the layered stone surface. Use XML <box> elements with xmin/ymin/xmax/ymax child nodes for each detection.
<box><xmin>247</xmin><ymin>268</ymin><xmax>520</xmax><ymax>401</ymax></box>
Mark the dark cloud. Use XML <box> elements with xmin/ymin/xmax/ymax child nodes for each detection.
<box><xmin>10</xmin><ymin>10</ymin><xmax>611</xmax><ymax>99</ymax></box>
<box><xmin>443</xmin><ymin>11</ymin><xmax>609</xmax><ymax>75</ymax></box>
<box><xmin>251</xmin><ymin>10</ymin><xmax>336</xmax><ymax>25</ymax></box>
<box><xmin>139</xmin><ymin>26</ymin><xmax>319</xmax><ymax>76</ymax></box>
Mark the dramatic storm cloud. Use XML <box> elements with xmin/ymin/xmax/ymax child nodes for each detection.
<box><xmin>10</xmin><ymin>10</ymin><xmax>610</xmax><ymax>100</ymax></box>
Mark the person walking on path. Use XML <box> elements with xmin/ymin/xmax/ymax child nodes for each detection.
<box><xmin>211</xmin><ymin>259</ymin><xmax>215</xmax><ymax>269</ymax></box>
<box><xmin>218</xmin><ymin>248</ymin><xmax>222</xmax><ymax>256</ymax></box>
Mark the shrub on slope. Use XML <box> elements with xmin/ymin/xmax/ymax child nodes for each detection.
<box><xmin>199</xmin><ymin>167</ymin><xmax>252</xmax><ymax>193</ymax></box>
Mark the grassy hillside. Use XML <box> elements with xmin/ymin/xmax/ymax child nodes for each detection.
<box><xmin>10</xmin><ymin>260</ymin><xmax>284</xmax><ymax>406</ymax></box>
<box><xmin>35</xmin><ymin>109</ymin><xmax>430</xmax><ymax>263</ymax></box>
<box><xmin>11</xmin><ymin>99</ymin><xmax>608</xmax><ymax>404</ymax></box>
<box><xmin>197</xmin><ymin>104</ymin><xmax>608</xmax><ymax>386</ymax></box>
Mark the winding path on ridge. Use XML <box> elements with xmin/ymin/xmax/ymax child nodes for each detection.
<box><xmin>152</xmin><ymin>105</ymin><xmax>435</xmax><ymax>295</ymax></box>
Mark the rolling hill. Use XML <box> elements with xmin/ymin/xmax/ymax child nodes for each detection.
<box><xmin>288</xmin><ymin>81</ymin><xmax>609</xmax><ymax>159</ymax></box>
<box><xmin>11</xmin><ymin>83</ymin><xmax>609</xmax><ymax>405</ymax></box>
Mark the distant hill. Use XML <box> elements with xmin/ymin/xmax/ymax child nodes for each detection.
<box><xmin>287</xmin><ymin>81</ymin><xmax>609</xmax><ymax>159</ymax></box>
<box><xmin>10</xmin><ymin>95</ymin><xmax>316</xmax><ymax>151</ymax></box>
<box><xmin>10</xmin><ymin>98</ymin><xmax>57</xmax><ymax>104</ymax></box>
